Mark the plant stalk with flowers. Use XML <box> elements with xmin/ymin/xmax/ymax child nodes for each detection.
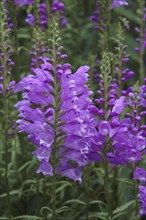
<box><xmin>1</xmin><ymin>0</ymin><xmax>146</xmax><ymax>219</ymax></box>
<box><xmin>0</xmin><ymin>2</ymin><xmax>16</xmax><ymax>219</ymax></box>
<box><xmin>136</xmin><ymin>0</ymin><xmax>146</xmax><ymax>84</ymax></box>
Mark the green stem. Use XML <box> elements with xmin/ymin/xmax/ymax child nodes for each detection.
<box><xmin>133</xmin><ymin>180</ymin><xmax>140</xmax><ymax>220</ymax></box>
<box><xmin>106</xmin><ymin>0</ymin><xmax>112</xmax><ymax>51</ymax></box>
<box><xmin>52</xmin><ymin>174</ymin><xmax>56</xmax><ymax>220</ymax></box>
<box><xmin>112</xmin><ymin>167</ymin><xmax>118</xmax><ymax>210</ymax></box>
<box><xmin>84</xmin><ymin>166</ymin><xmax>90</xmax><ymax>220</ymax></box>
<box><xmin>104</xmin><ymin>161</ymin><xmax>112</xmax><ymax>220</ymax></box>
<box><xmin>138</xmin><ymin>0</ymin><xmax>145</xmax><ymax>84</ymax></box>
<box><xmin>10</xmin><ymin>0</ymin><xmax>20</xmax><ymax>82</ymax></box>
<box><xmin>3</xmin><ymin>84</ymin><xmax>11</xmax><ymax>220</ymax></box>
<box><xmin>50</xmin><ymin>19</ymin><xmax>60</xmax><ymax>220</ymax></box>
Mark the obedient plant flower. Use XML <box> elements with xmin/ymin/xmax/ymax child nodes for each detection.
<box><xmin>110</xmin><ymin>0</ymin><xmax>128</xmax><ymax>9</ymax></box>
<box><xmin>14</xmin><ymin>16</ymin><xmax>98</xmax><ymax>182</ymax></box>
<box><xmin>15</xmin><ymin>0</ymin><xmax>34</xmax><ymax>6</ymax></box>
<box><xmin>133</xmin><ymin>168</ymin><xmax>146</xmax><ymax>215</ymax></box>
<box><xmin>25</xmin><ymin>0</ymin><xmax>68</xmax><ymax>29</ymax></box>
<box><xmin>138</xmin><ymin>186</ymin><xmax>146</xmax><ymax>215</ymax></box>
<box><xmin>133</xmin><ymin>168</ymin><xmax>146</xmax><ymax>183</ymax></box>
<box><xmin>135</xmin><ymin>8</ymin><xmax>146</xmax><ymax>53</ymax></box>
<box><xmin>14</xmin><ymin>60</ymin><xmax>98</xmax><ymax>182</ymax></box>
<box><xmin>0</xmin><ymin>4</ymin><xmax>15</xmax><ymax>97</ymax></box>
<box><xmin>90</xmin><ymin>1</ymin><xmax>107</xmax><ymax>31</ymax></box>
<box><xmin>93</xmin><ymin>50</ymin><xmax>146</xmax><ymax>166</ymax></box>
<box><xmin>90</xmin><ymin>0</ymin><xmax>128</xmax><ymax>31</ymax></box>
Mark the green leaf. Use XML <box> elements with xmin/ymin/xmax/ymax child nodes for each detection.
<box><xmin>0</xmin><ymin>218</ymin><xmax>8</xmax><ymax>220</ymax></box>
<box><xmin>89</xmin><ymin>200</ymin><xmax>106</xmax><ymax>207</ymax></box>
<box><xmin>116</xmin><ymin>178</ymin><xmax>133</xmax><ymax>185</ymax></box>
<box><xmin>56</xmin><ymin>182</ymin><xmax>72</xmax><ymax>193</ymax></box>
<box><xmin>113</xmin><ymin>200</ymin><xmax>135</xmax><ymax>214</ymax></box>
<box><xmin>13</xmin><ymin>216</ymin><xmax>43</xmax><ymax>220</ymax></box>
<box><xmin>18</xmin><ymin>161</ymin><xmax>32</xmax><ymax>172</ymax></box>
<box><xmin>0</xmin><ymin>189</ymin><xmax>21</xmax><ymax>198</ymax></box>
<box><xmin>112</xmin><ymin>211</ymin><xmax>127</xmax><ymax>219</ymax></box>
<box><xmin>64</xmin><ymin>199</ymin><xmax>86</xmax><ymax>206</ymax></box>
<box><xmin>56</xmin><ymin>206</ymin><xmax>71</xmax><ymax>214</ymax></box>
<box><xmin>89</xmin><ymin>212</ymin><xmax>108</xmax><ymax>220</ymax></box>
<box><xmin>40</xmin><ymin>206</ymin><xmax>52</xmax><ymax>216</ymax></box>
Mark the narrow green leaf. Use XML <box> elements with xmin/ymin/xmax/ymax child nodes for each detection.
<box><xmin>112</xmin><ymin>211</ymin><xmax>127</xmax><ymax>219</ymax></box>
<box><xmin>13</xmin><ymin>216</ymin><xmax>43</xmax><ymax>220</ymax></box>
<box><xmin>89</xmin><ymin>212</ymin><xmax>108</xmax><ymax>219</ymax></box>
<box><xmin>113</xmin><ymin>200</ymin><xmax>135</xmax><ymax>214</ymax></box>
<box><xmin>89</xmin><ymin>200</ymin><xmax>106</xmax><ymax>207</ymax></box>
<box><xmin>64</xmin><ymin>199</ymin><xmax>86</xmax><ymax>206</ymax></box>
<box><xmin>56</xmin><ymin>206</ymin><xmax>71</xmax><ymax>213</ymax></box>
<box><xmin>0</xmin><ymin>189</ymin><xmax>21</xmax><ymax>198</ymax></box>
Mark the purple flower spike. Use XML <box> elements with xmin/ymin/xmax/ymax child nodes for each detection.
<box><xmin>14</xmin><ymin>58</ymin><xmax>98</xmax><ymax>182</ymax></box>
<box><xmin>138</xmin><ymin>186</ymin><xmax>146</xmax><ymax>215</ymax></box>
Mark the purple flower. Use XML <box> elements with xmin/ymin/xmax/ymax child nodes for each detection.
<box><xmin>14</xmin><ymin>59</ymin><xmax>98</xmax><ymax>182</ymax></box>
<box><xmin>15</xmin><ymin>0</ymin><xmax>34</xmax><ymax>6</ymax></box>
<box><xmin>112</xmin><ymin>96</ymin><xmax>127</xmax><ymax>115</ymax></box>
<box><xmin>138</xmin><ymin>185</ymin><xmax>146</xmax><ymax>215</ymax></box>
<box><xmin>133</xmin><ymin>168</ymin><xmax>146</xmax><ymax>183</ymax></box>
<box><xmin>98</xmin><ymin>121</ymin><xmax>111</xmax><ymax>136</ymax></box>
<box><xmin>25</xmin><ymin>14</ymin><xmax>34</xmax><ymax>26</ymax></box>
<box><xmin>111</xmin><ymin>0</ymin><xmax>128</xmax><ymax>9</ymax></box>
<box><xmin>90</xmin><ymin>1</ymin><xmax>107</xmax><ymax>31</ymax></box>
<box><xmin>25</xmin><ymin>1</ymin><xmax>68</xmax><ymax>29</ymax></box>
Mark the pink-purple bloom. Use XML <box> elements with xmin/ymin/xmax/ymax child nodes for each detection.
<box><xmin>111</xmin><ymin>0</ymin><xmax>128</xmax><ymax>9</ymax></box>
<box><xmin>138</xmin><ymin>186</ymin><xmax>146</xmax><ymax>215</ymax></box>
<box><xmin>15</xmin><ymin>0</ymin><xmax>34</xmax><ymax>6</ymax></box>
<box><xmin>134</xmin><ymin>168</ymin><xmax>146</xmax><ymax>183</ymax></box>
<box><xmin>25</xmin><ymin>0</ymin><xmax>68</xmax><ymax>29</ymax></box>
<box><xmin>133</xmin><ymin>168</ymin><xmax>146</xmax><ymax>215</ymax></box>
<box><xmin>14</xmin><ymin>58</ymin><xmax>98</xmax><ymax>182</ymax></box>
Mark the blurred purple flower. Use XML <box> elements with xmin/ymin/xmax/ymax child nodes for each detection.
<box><xmin>111</xmin><ymin>0</ymin><xmax>128</xmax><ymax>9</ymax></box>
<box><xmin>15</xmin><ymin>0</ymin><xmax>34</xmax><ymax>6</ymax></box>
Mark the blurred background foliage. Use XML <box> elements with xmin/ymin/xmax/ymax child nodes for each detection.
<box><xmin>0</xmin><ymin>0</ymin><xmax>146</xmax><ymax>219</ymax></box>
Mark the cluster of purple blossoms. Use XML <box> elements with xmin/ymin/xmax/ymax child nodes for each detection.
<box><xmin>93</xmin><ymin>50</ymin><xmax>146</xmax><ymax>215</ymax></box>
<box><xmin>135</xmin><ymin>8</ymin><xmax>146</xmax><ymax>53</ymax></box>
<box><xmin>29</xmin><ymin>41</ymin><xmax>47</xmax><ymax>73</ymax></box>
<box><xmin>15</xmin><ymin>0</ymin><xmax>34</xmax><ymax>6</ymax></box>
<box><xmin>133</xmin><ymin>168</ymin><xmax>146</xmax><ymax>215</ymax></box>
<box><xmin>95</xmin><ymin>84</ymin><xmax>146</xmax><ymax>166</ymax></box>
<box><xmin>90</xmin><ymin>1</ymin><xmax>107</xmax><ymax>31</ymax></box>
<box><xmin>25</xmin><ymin>0</ymin><xmax>67</xmax><ymax>29</ymax></box>
<box><xmin>13</xmin><ymin>57</ymin><xmax>98</xmax><ymax>182</ymax></box>
<box><xmin>0</xmin><ymin>6</ymin><xmax>16</xmax><ymax>96</ymax></box>
<box><xmin>90</xmin><ymin>0</ymin><xmax>129</xmax><ymax>30</ymax></box>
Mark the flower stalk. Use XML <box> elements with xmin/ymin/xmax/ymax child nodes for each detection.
<box><xmin>137</xmin><ymin>0</ymin><xmax>145</xmax><ymax>84</ymax></box>
<box><xmin>0</xmin><ymin>2</ymin><xmax>13</xmax><ymax>219</ymax></box>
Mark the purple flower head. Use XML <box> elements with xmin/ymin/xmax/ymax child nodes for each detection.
<box><xmin>133</xmin><ymin>168</ymin><xmax>146</xmax><ymax>183</ymax></box>
<box><xmin>98</xmin><ymin>121</ymin><xmax>111</xmax><ymax>136</ymax></box>
<box><xmin>25</xmin><ymin>1</ymin><xmax>67</xmax><ymax>29</ymax></box>
<box><xmin>25</xmin><ymin>14</ymin><xmax>34</xmax><ymax>26</ymax></box>
<box><xmin>112</xmin><ymin>96</ymin><xmax>127</xmax><ymax>115</ymax></box>
<box><xmin>138</xmin><ymin>185</ymin><xmax>146</xmax><ymax>215</ymax></box>
<box><xmin>15</xmin><ymin>0</ymin><xmax>34</xmax><ymax>6</ymax></box>
<box><xmin>111</xmin><ymin>0</ymin><xmax>128</xmax><ymax>9</ymax></box>
<box><xmin>14</xmin><ymin>59</ymin><xmax>98</xmax><ymax>182</ymax></box>
<box><xmin>90</xmin><ymin>1</ymin><xmax>107</xmax><ymax>31</ymax></box>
